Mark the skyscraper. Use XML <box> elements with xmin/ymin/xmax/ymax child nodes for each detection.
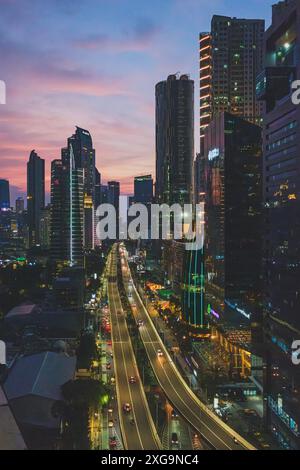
<box><xmin>50</xmin><ymin>160</ymin><xmax>68</xmax><ymax>265</ymax></box>
<box><xmin>155</xmin><ymin>74</ymin><xmax>194</xmax><ymax>206</ymax></box>
<box><xmin>204</xmin><ymin>113</ymin><xmax>262</xmax><ymax>325</ymax></box>
<box><xmin>182</xmin><ymin>248</ymin><xmax>205</xmax><ymax>328</ymax></box>
<box><xmin>257</xmin><ymin>0</ymin><xmax>300</xmax><ymax>449</ymax></box>
<box><xmin>50</xmin><ymin>144</ymin><xmax>84</xmax><ymax>269</ymax></box>
<box><xmin>134</xmin><ymin>175</ymin><xmax>153</xmax><ymax>204</ymax></box>
<box><xmin>95</xmin><ymin>168</ymin><xmax>101</xmax><ymax>209</ymax></box>
<box><xmin>64</xmin><ymin>127</ymin><xmax>96</xmax><ymax>250</ymax></box>
<box><xmin>199</xmin><ymin>15</ymin><xmax>264</xmax><ymax>152</ymax></box>
<box><xmin>27</xmin><ymin>150</ymin><xmax>45</xmax><ymax>247</ymax></box>
<box><xmin>0</xmin><ymin>179</ymin><xmax>10</xmax><ymax>210</ymax></box>
<box><xmin>108</xmin><ymin>181</ymin><xmax>120</xmax><ymax>213</ymax></box>
<box><xmin>15</xmin><ymin>197</ymin><xmax>24</xmax><ymax>214</ymax></box>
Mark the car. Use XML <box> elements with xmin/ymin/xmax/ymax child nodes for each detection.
<box><xmin>123</xmin><ymin>403</ymin><xmax>132</xmax><ymax>413</ymax></box>
<box><xmin>129</xmin><ymin>376</ymin><xmax>137</xmax><ymax>384</ymax></box>
<box><xmin>171</xmin><ymin>409</ymin><xmax>178</xmax><ymax>419</ymax></box>
<box><xmin>106</xmin><ymin>363</ymin><xmax>111</xmax><ymax>370</ymax></box>
<box><xmin>137</xmin><ymin>320</ymin><xmax>144</xmax><ymax>327</ymax></box>
<box><xmin>171</xmin><ymin>432</ymin><xmax>179</xmax><ymax>445</ymax></box>
<box><xmin>157</xmin><ymin>349</ymin><xmax>163</xmax><ymax>357</ymax></box>
<box><xmin>108</xmin><ymin>420</ymin><xmax>114</xmax><ymax>428</ymax></box>
<box><xmin>233</xmin><ymin>437</ymin><xmax>239</xmax><ymax>445</ymax></box>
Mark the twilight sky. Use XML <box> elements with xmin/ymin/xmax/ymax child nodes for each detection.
<box><xmin>0</xmin><ymin>0</ymin><xmax>271</xmax><ymax>203</ymax></box>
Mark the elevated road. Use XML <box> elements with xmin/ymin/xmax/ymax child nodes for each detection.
<box><xmin>107</xmin><ymin>245</ymin><xmax>161</xmax><ymax>450</ymax></box>
<box><xmin>119</xmin><ymin>244</ymin><xmax>256</xmax><ymax>451</ymax></box>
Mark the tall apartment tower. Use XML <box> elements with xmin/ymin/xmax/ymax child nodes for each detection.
<box><xmin>27</xmin><ymin>150</ymin><xmax>45</xmax><ymax>247</ymax></box>
<box><xmin>199</xmin><ymin>15</ymin><xmax>265</xmax><ymax>153</ymax></box>
<box><xmin>50</xmin><ymin>142</ymin><xmax>84</xmax><ymax>269</ymax></box>
<box><xmin>155</xmin><ymin>74</ymin><xmax>194</xmax><ymax>206</ymax></box>
<box><xmin>257</xmin><ymin>0</ymin><xmax>300</xmax><ymax>450</ymax></box>
<box><xmin>64</xmin><ymin>127</ymin><xmax>96</xmax><ymax>250</ymax></box>
<box><xmin>0</xmin><ymin>179</ymin><xmax>10</xmax><ymax>210</ymax></box>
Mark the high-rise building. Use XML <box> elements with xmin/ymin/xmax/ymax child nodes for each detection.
<box><xmin>15</xmin><ymin>197</ymin><xmax>24</xmax><ymax>214</ymax></box>
<box><xmin>194</xmin><ymin>153</ymin><xmax>206</xmax><ymax>204</ymax></box>
<box><xmin>182</xmin><ymin>248</ymin><xmax>205</xmax><ymax>328</ymax></box>
<box><xmin>50</xmin><ymin>147</ymin><xmax>84</xmax><ymax>269</ymax></box>
<box><xmin>108</xmin><ymin>181</ymin><xmax>120</xmax><ymax>213</ymax></box>
<box><xmin>27</xmin><ymin>150</ymin><xmax>45</xmax><ymax>247</ymax></box>
<box><xmin>257</xmin><ymin>0</ymin><xmax>300</xmax><ymax>450</ymax></box>
<box><xmin>199</xmin><ymin>15</ymin><xmax>264</xmax><ymax>152</ymax></box>
<box><xmin>95</xmin><ymin>168</ymin><xmax>101</xmax><ymax>209</ymax></box>
<box><xmin>100</xmin><ymin>185</ymin><xmax>108</xmax><ymax>204</ymax></box>
<box><xmin>204</xmin><ymin>113</ymin><xmax>262</xmax><ymax>326</ymax></box>
<box><xmin>40</xmin><ymin>205</ymin><xmax>51</xmax><ymax>249</ymax></box>
<box><xmin>0</xmin><ymin>179</ymin><xmax>10</xmax><ymax>210</ymax></box>
<box><xmin>155</xmin><ymin>74</ymin><xmax>194</xmax><ymax>206</ymax></box>
<box><xmin>63</xmin><ymin>127</ymin><xmax>96</xmax><ymax>250</ymax></box>
<box><xmin>50</xmin><ymin>160</ymin><xmax>68</xmax><ymax>265</ymax></box>
<box><xmin>134</xmin><ymin>175</ymin><xmax>153</xmax><ymax>204</ymax></box>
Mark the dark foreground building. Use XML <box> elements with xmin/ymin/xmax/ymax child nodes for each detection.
<box><xmin>204</xmin><ymin>113</ymin><xmax>262</xmax><ymax>326</ymax></box>
<box><xmin>257</xmin><ymin>0</ymin><xmax>300</xmax><ymax>449</ymax></box>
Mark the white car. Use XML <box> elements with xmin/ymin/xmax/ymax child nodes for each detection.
<box><xmin>157</xmin><ymin>349</ymin><xmax>163</xmax><ymax>357</ymax></box>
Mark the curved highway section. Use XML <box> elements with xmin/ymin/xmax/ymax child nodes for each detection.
<box><xmin>119</xmin><ymin>244</ymin><xmax>256</xmax><ymax>451</ymax></box>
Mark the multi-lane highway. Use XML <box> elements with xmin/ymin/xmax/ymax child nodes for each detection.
<box><xmin>107</xmin><ymin>246</ymin><xmax>161</xmax><ymax>450</ymax></box>
<box><xmin>119</xmin><ymin>244</ymin><xmax>256</xmax><ymax>451</ymax></box>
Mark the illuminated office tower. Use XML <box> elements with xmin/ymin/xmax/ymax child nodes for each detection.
<box><xmin>182</xmin><ymin>248</ymin><xmax>205</xmax><ymax>328</ymax></box>
<box><xmin>27</xmin><ymin>150</ymin><xmax>45</xmax><ymax>247</ymax></box>
<box><xmin>155</xmin><ymin>74</ymin><xmax>194</xmax><ymax>206</ymax></box>
<box><xmin>64</xmin><ymin>127</ymin><xmax>96</xmax><ymax>250</ymax></box>
<box><xmin>15</xmin><ymin>197</ymin><xmax>24</xmax><ymax>214</ymax></box>
<box><xmin>199</xmin><ymin>16</ymin><xmax>264</xmax><ymax>153</ymax></box>
<box><xmin>0</xmin><ymin>179</ymin><xmax>10</xmax><ymax>210</ymax></box>
<box><xmin>257</xmin><ymin>0</ymin><xmax>300</xmax><ymax>449</ymax></box>
<box><xmin>51</xmin><ymin>147</ymin><xmax>84</xmax><ymax>268</ymax></box>
<box><xmin>204</xmin><ymin>113</ymin><xmax>262</xmax><ymax>325</ymax></box>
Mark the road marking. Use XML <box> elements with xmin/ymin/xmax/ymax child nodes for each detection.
<box><xmin>109</xmin><ymin>247</ymin><xmax>159</xmax><ymax>450</ymax></box>
<box><xmin>121</xmin><ymin>251</ymin><xmax>245</xmax><ymax>451</ymax></box>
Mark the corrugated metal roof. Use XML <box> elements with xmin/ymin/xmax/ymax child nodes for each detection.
<box><xmin>4</xmin><ymin>351</ymin><xmax>76</xmax><ymax>401</ymax></box>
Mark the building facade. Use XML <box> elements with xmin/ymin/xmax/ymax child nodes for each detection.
<box><xmin>155</xmin><ymin>74</ymin><xmax>194</xmax><ymax>206</ymax></box>
<box><xmin>199</xmin><ymin>15</ymin><xmax>265</xmax><ymax>152</ymax></box>
<box><xmin>204</xmin><ymin>113</ymin><xmax>262</xmax><ymax>326</ymax></box>
<box><xmin>0</xmin><ymin>179</ymin><xmax>10</xmax><ymax>210</ymax></box>
<box><xmin>134</xmin><ymin>175</ymin><xmax>153</xmax><ymax>204</ymax></box>
<box><xmin>27</xmin><ymin>150</ymin><xmax>45</xmax><ymax>248</ymax></box>
<box><xmin>50</xmin><ymin>143</ymin><xmax>84</xmax><ymax>269</ymax></box>
<box><xmin>64</xmin><ymin>127</ymin><xmax>96</xmax><ymax>250</ymax></box>
<box><xmin>257</xmin><ymin>0</ymin><xmax>300</xmax><ymax>449</ymax></box>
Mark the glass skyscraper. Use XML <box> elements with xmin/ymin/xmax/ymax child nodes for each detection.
<box><xmin>204</xmin><ymin>113</ymin><xmax>262</xmax><ymax>326</ymax></box>
<box><xmin>0</xmin><ymin>179</ymin><xmax>10</xmax><ymax>210</ymax></box>
<box><xmin>27</xmin><ymin>150</ymin><xmax>45</xmax><ymax>247</ymax></box>
<box><xmin>155</xmin><ymin>74</ymin><xmax>194</xmax><ymax>206</ymax></box>
<box><xmin>257</xmin><ymin>0</ymin><xmax>300</xmax><ymax>449</ymax></box>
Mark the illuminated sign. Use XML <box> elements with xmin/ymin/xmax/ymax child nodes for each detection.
<box><xmin>208</xmin><ymin>148</ymin><xmax>220</xmax><ymax>161</ymax></box>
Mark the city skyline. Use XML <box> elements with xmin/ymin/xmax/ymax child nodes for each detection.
<box><xmin>0</xmin><ymin>0</ymin><xmax>271</xmax><ymax>203</ymax></box>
